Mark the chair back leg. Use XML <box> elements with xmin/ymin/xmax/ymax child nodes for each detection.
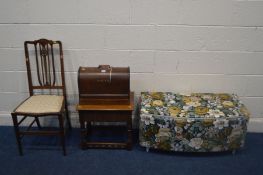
<box><xmin>64</xmin><ymin>103</ymin><xmax>72</xmax><ymax>129</ymax></box>
<box><xmin>34</xmin><ymin>117</ymin><xmax>42</xmax><ymax>129</ymax></box>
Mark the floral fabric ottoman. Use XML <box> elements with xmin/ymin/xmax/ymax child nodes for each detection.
<box><xmin>139</xmin><ymin>92</ymin><xmax>250</xmax><ymax>153</ymax></box>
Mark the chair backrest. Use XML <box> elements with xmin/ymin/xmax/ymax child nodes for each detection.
<box><xmin>24</xmin><ymin>39</ymin><xmax>66</xmax><ymax>97</ymax></box>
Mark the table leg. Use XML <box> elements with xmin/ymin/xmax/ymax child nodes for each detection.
<box><xmin>79</xmin><ymin>115</ymin><xmax>87</xmax><ymax>149</ymax></box>
<box><xmin>127</xmin><ymin>115</ymin><xmax>133</xmax><ymax>150</ymax></box>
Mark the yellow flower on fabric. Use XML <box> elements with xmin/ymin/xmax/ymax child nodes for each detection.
<box><xmin>156</xmin><ymin>128</ymin><xmax>171</xmax><ymax>137</ymax></box>
<box><xmin>218</xmin><ymin>93</ymin><xmax>232</xmax><ymax>101</ymax></box>
<box><xmin>168</xmin><ymin>106</ymin><xmax>181</xmax><ymax>117</ymax></box>
<box><xmin>150</xmin><ymin>92</ymin><xmax>164</xmax><ymax>100</ymax></box>
<box><xmin>222</xmin><ymin>101</ymin><xmax>234</xmax><ymax>108</ymax></box>
<box><xmin>190</xmin><ymin>96</ymin><xmax>201</xmax><ymax>102</ymax></box>
<box><xmin>184</xmin><ymin>95</ymin><xmax>201</xmax><ymax>107</ymax></box>
<box><xmin>191</xmin><ymin>93</ymin><xmax>202</xmax><ymax>96</ymax></box>
<box><xmin>182</xmin><ymin>96</ymin><xmax>191</xmax><ymax>103</ymax></box>
<box><xmin>152</xmin><ymin>100</ymin><xmax>164</xmax><ymax>107</ymax></box>
<box><xmin>203</xmin><ymin>118</ymin><xmax>214</xmax><ymax>126</ymax></box>
<box><xmin>175</xmin><ymin>119</ymin><xmax>187</xmax><ymax>127</ymax></box>
<box><xmin>195</xmin><ymin>106</ymin><xmax>209</xmax><ymax>115</ymax></box>
<box><xmin>155</xmin><ymin>128</ymin><xmax>172</xmax><ymax>143</ymax></box>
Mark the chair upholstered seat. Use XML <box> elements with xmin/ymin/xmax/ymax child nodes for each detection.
<box><xmin>15</xmin><ymin>95</ymin><xmax>64</xmax><ymax>114</ymax></box>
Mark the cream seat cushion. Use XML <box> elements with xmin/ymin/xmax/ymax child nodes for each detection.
<box><xmin>15</xmin><ymin>95</ymin><xmax>64</xmax><ymax>114</ymax></box>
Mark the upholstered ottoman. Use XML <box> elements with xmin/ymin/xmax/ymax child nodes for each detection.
<box><xmin>139</xmin><ymin>92</ymin><xmax>250</xmax><ymax>153</ymax></box>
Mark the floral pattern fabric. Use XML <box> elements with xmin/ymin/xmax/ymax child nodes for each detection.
<box><xmin>139</xmin><ymin>92</ymin><xmax>250</xmax><ymax>152</ymax></box>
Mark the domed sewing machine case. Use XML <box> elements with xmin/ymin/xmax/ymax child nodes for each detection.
<box><xmin>78</xmin><ymin>65</ymin><xmax>130</xmax><ymax>105</ymax></box>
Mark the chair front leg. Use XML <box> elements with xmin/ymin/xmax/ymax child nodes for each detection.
<box><xmin>11</xmin><ymin>113</ymin><xmax>23</xmax><ymax>156</ymax></box>
<box><xmin>58</xmin><ymin>114</ymin><xmax>66</xmax><ymax>156</ymax></box>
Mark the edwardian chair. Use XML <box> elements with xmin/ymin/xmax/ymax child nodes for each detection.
<box><xmin>11</xmin><ymin>39</ymin><xmax>71</xmax><ymax>156</ymax></box>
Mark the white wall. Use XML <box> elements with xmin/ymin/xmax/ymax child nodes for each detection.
<box><xmin>0</xmin><ymin>0</ymin><xmax>263</xmax><ymax>131</ymax></box>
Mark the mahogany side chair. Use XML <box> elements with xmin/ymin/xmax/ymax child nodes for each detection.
<box><xmin>11</xmin><ymin>39</ymin><xmax>72</xmax><ymax>156</ymax></box>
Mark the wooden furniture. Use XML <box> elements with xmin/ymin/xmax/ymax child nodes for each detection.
<box><xmin>77</xmin><ymin>92</ymin><xmax>134</xmax><ymax>150</ymax></box>
<box><xmin>77</xmin><ymin>65</ymin><xmax>133</xmax><ymax>150</ymax></box>
<box><xmin>11</xmin><ymin>39</ymin><xmax>71</xmax><ymax>156</ymax></box>
<box><xmin>78</xmin><ymin>65</ymin><xmax>130</xmax><ymax>105</ymax></box>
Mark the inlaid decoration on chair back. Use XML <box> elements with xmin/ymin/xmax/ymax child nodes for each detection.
<box><xmin>24</xmin><ymin>39</ymin><xmax>66</xmax><ymax>96</ymax></box>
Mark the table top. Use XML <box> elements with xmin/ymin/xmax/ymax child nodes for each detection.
<box><xmin>77</xmin><ymin>92</ymin><xmax>134</xmax><ymax>111</ymax></box>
